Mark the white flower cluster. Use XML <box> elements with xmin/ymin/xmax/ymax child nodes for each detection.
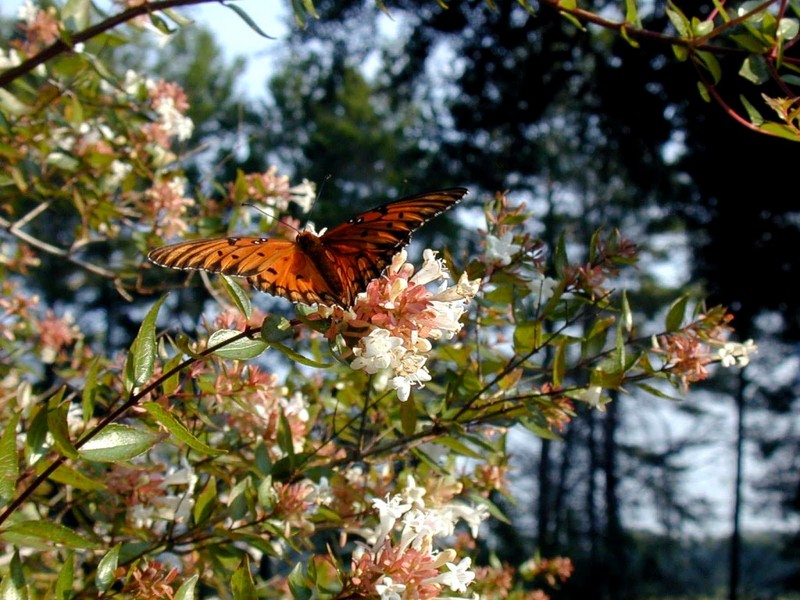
<box><xmin>716</xmin><ymin>339</ymin><xmax>757</xmax><ymax>367</ymax></box>
<box><xmin>349</xmin><ymin>250</ymin><xmax>480</xmax><ymax>402</ymax></box>
<box><xmin>359</xmin><ymin>476</ymin><xmax>488</xmax><ymax>599</ymax></box>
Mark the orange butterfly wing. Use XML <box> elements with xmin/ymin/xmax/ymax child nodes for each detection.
<box><xmin>148</xmin><ymin>236</ymin><xmax>340</xmax><ymax>306</ymax></box>
<box><xmin>147</xmin><ymin>188</ymin><xmax>468</xmax><ymax>307</ymax></box>
<box><xmin>316</xmin><ymin>188</ymin><xmax>468</xmax><ymax>306</ymax></box>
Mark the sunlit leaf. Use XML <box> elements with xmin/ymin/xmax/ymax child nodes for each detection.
<box><xmin>125</xmin><ymin>295</ymin><xmax>168</xmax><ymax>391</ymax></box>
<box><xmin>175</xmin><ymin>574</ymin><xmax>200</xmax><ymax>600</ymax></box>
<box><xmin>1</xmin><ymin>520</ymin><xmax>100</xmax><ymax>550</ymax></box>
<box><xmin>143</xmin><ymin>401</ymin><xmax>224</xmax><ymax>456</ymax></box>
<box><xmin>95</xmin><ymin>545</ymin><xmax>121</xmax><ymax>594</ymax></box>
<box><xmin>0</xmin><ymin>413</ymin><xmax>19</xmax><ymax>506</ymax></box>
<box><xmin>272</xmin><ymin>341</ymin><xmax>332</xmax><ymax>368</ymax></box>
<box><xmin>220</xmin><ymin>275</ymin><xmax>252</xmax><ymax>320</ymax></box>
<box><xmin>231</xmin><ymin>556</ymin><xmax>257</xmax><ymax>600</ymax></box>
<box><xmin>47</xmin><ymin>388</ymin><xmax>79</xmax><ymax>460</ymax></box>
<box><xmin>78</xmin><ymin>424</ymin><xmax>162</xmax><ymax>463</ymax></box>
<box><xmin>665</xmin><ymin>295</ymin><xmax>689</xmax><ymax>332</ymax></box>
<box><xmin>0</xmin><ymin>550</ymin><xmax>26</xmax><ymax>600</ymax></box>
<box><xmin>222</xmin><ymin>2</ymin><xmax>277</xmax><ymax>38</ymax></box>
<box><xmin>55</xmin><ymin>550</ymin><xmax>74</xmax><ymax>599</ymax></box>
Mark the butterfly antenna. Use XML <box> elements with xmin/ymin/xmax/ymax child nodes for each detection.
<box><xmin>243</xmin><ymin>203</ymin><xmax>301</xmax><ymax>235</ymax></box>
<box><xmin>315</xmin><ymin>174</ymin><xmax>332</xmax><ymax>206</ymax></box>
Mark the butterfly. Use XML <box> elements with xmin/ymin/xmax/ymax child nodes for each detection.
<box><xmin>148</xmin><ymin>188</ymin><xmax>468</xmax><ymax>307</ymax></box>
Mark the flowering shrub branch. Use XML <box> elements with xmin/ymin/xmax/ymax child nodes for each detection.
<box><xmin>0</xmin><ymin>1</ymin><xmax>758</xmax><ymax>599</ymax></box>
<box><xmin>539</xmin><ymin>0</ymin><xmax>800</xmax><ymax>140</ymax></box>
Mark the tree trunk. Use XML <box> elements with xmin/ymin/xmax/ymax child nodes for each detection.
<box><xmin>729</xmin><ymin>371</ymin><xmax>746</xmax><ymax>600</ymax></box>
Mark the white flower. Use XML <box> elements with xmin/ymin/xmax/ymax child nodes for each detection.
<box><xmin>485</xmin><ymin>231</ymin><xmax>521</xmax><ymax>266</ymax></box>
<box><xmin>448</xmin><ymin>502</ymin><xmax>490</xmax><ymax>538</ymax></box>
<box><xmin>717</xmin><ymin>339</ymin><xmax>758</xmax><ymax>367</ymax></box>
<box><xmin>0</xmin><ymin>49</ymin><xmax>22</xmax><ymax>70</ymax></box>
<box><xmin>17</xmin><ymin>0</ymin><xmax>38</xmax><ymax>25</ymax></box>
<box><xmin>375</xmin><ymin>576</ymin><xmax>406</xmax><ymax>600</ymax></box>
<box><xmin>411</xmin><ymin>249</ymin><xmax>450</xmax><ymax>286</ymax></box>
<box><xmin>154</xmin><ymin>97</ymin><xmax>194</xmax><ymax>141</ymax></box>
<box><xmin>402</xmin><ymin>475</ymin><xmax>426</xmax><ymax>507</ymax></box>
<box><xmin>107</xmin><ymin>160</ymin><xmax>133</xmax><ymax>188</ymax></box>
<box><xmin>574</xmin><ymin>385</ymin><xmax>607</xmax><ymax>411</ymax></box>
<box><xmin>123</xmin><ymin>69</ymin><xmax>147</xmax><ymax>95</ymax></box>
<box><xmin>371</xmin><ymin>494</ymin><xmax>412</xmax><ymax>544</ymax></box>
<box><xmin>425</xmin><ymin>557</ymin><xmax>476</xmax><ymax>593</ymax></box>
<box><xmin>281</xmin><ymin>391</ymin><xmax>310</xmax><ymax>422</ymax></box>
<box><xmin>528</xmin><ymin>271</ymin><xmax>558</xmax><ymax>307</ymax></box>
<box><xmin>351</xmin><ymin>328</ymin><xmax>406</xmax><ymax>374</ymax></box>
<box><xmin>391</xmin><ymin>354</ymin><xmax>431</xmax><ymax>402</ymax></box>
<box><xmin>289</xmin><ymin>179</ymin><xmax>316</xmax><ymax>213</ymax></box>
<box><xmin>308</xmin><ymin>477</ymin><xmax>334</xmax><ymax>507</ymax></box>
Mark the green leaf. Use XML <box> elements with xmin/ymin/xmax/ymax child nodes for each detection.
<box><xmin>175</xmin><ymin>573</ymin><xmax>200</xmax><ymax>600</ymax></box>
<box><xmin>46</xmin><ymin>152</ymin><xmax>79</xmax><ymax>171</ymax></box>
<box><xmin>0</xmin><ymin>550</ymin><xmax>26</xmax><ymax>600</ymax></box>
<box><xmin>148</xmin><ymin>11</ymin><xmax>175</xmax><ymax>34</ymax></box>
<box><xmin>432</xmin><ymin>436</ymin><xmax>484</xmax><ymax>459</ymax></box>
<box><xmin>276</xmin><ymin>411</ymin><xmax>295</xmax><ymax>460</ymax></box>
<box><xmin>621</xmin><ymin>290</ymin><xmax>633</xmax><ymax>333</ymax></box>
<box><xmin>272</xmin><ymin>341</ymin><xmax>332</xmax><ymax>368</ymax></box>
<box><xmin>620</xmin><ymin>25</ymin><xmax>640</xmax><ymax>48</ymax></box>
<box><xmin>55</xmin><ymin>551</ymin><xmax>74</xmax><ymax>600</ymax></box>
<box><xmin>95</xmin><ymin>545</ymin><xmax>121</xmax><ymax>594</ymax></box>
<box><xmin>193</xmin><ymin>477</ymin><xmax>218</xmax><ymax>525</ymax></box>
<box><xmin>62</xmin><ymin>0</ymin><xmax>91</xmax><ymax>29</ymax></box>
<box><xmin>665</xmin><ymin>295</ymin><xmax>689</xmax><ymax>332</ymax></box>
<box><xmin>400</xmin><ymin>396</ymin><xmax>417</xmax><ymax>436</ymax></box>
<box><xmin>222</xmin><ymin>2</ymin><xmax>277</xmax><ymax>38</ymax></box>
<box><xmin>0</xmin><ymin>89</ymin><xmax>30</xmax><ymax>116</ymax></box>
<box><xmin>208</xmin><ymin>329</ymin><xmax>269</xmax><ymax>360</ymax></box>
<box><xmin>518</xmin><ymin>417</ymin><xmax>563</xmax><ymax>440</ymax></box>
<box><xmin>740</xmin><ymin>54</ymin><xmax>769</xmax><ymax>84</ymax></box>
<box><xmin>697</xmin><ymin>81</ymin><xmax>711</xmax><ymax>102</ymax></box>
<box><xmin>161</xmin><ymin>7</ymin><xmax>194</xmax><ymax>26</ymax></box>
<box><xmin>231</xmin><ymin>556</ymin><xmax>257</xmax><ymax>600</ymax></box>
<box><xmin>624</xmin><ymin>0</ymin><xmax>641</xmax><ymax>27</ymax></box>
<box><xmin>125</xmin><ymin>295</ymin><xmax>168</xmax><ymax>391</ymax></box>
<box><xmin>47</xmin><ymin>388</ymin><xmax>79</xmax><ymax>460</ymax></box>
<box><xmin>143</xmin><ymin>402</ymin><xmax>224</xmax><ymax>456</ymax></box>
<box><xmin>759</xmin><ymin>122</ymin><xmax>800</xmax><ymax>141</ymax></box>
<box><xmin>666</xmin><ymin>0</ymin><xmax>691</xmax><ymax>36</ymax></box>
<box><xmin>513</xmin><ymin>321</ymin><xmax>542</xmax><ymax>355</ymax></box>
<box><xmin>81</xmin><ymin>358</ymin><xmax>100</xmax><ymax>422</ymax></box>
<box><xmin>25</xmin><ymin>405</ymin><xmax>50</xmax><ymax>466</ymax></box>
<box><xmin>636</xmin><ymin>382</ymin><xmax>684</xmax><ymax>401</ymax></box>
<box><xmin>673</xmin><ymin>44</ymin><xmax>690</xmax><ymax>61</ymax></box>
<box><xmin>778</xmin><ymin>17</ymin><xmax>799</xmax><ymax>41</ymax></box>
<box><xmin>301</xmin><ymin>0</ymin><xmax>319</xmax><ymax>19</ymax></box>
<box><xmin>552</xmin><ymin>342</ymin><xmax>566</xmax><ymax>388</ymax></box>
<box><xmin>288</xmin><ymin>562</ymin><xmax>312</xmax><ymax>600</ymax></box>
<box><xmin>35</xmin><ymin>461</ymin><xmax>105</xmax><ymax>491</ymax></box>
<box><xmin>220</xmin><ymin>275</ymin><xmax>252</xmax><ymax>320</ymax></box>
<box><xmin>261</xmin><ymin>314</ymin><xmax>293</xmax><ymax>343</ymax></box>
<box><xmin>553</xmin><ymin>232</ymin><xmax>568</xmax><ymax>276</ymax></box>
<box><xmin>614</xmin><ymin>319</ymin><xmax>625</xmax><ymax>371</ymax></box>
<box><xmin>161</xmin><ymin>353</ymin><xmax>183</xmax><ymax>396</ymax></box>
<box><xmin>696</xmin><ymin>51</ymin><xmax>722</xmax><ymax>84</ymax></box>
<box><xmin>0</xmin><ymin>413</ymin><xmax>20</xmax><ymax>506</ymax></box>
<box><xmin>257</xmin><ymin>476</ymin><xmax>277</xmax><ymax>510</ymax></box>
<box><xmin>1</xmin><ymin>520</ymin><xmax>99</xmax><ymax>550</ymax></box>
<box><xmin>77</xmin><ymin>424</ymin><xmax>162</xmax><ymax>463</ymax></box>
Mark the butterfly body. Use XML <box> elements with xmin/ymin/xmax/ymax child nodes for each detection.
<box><xmin>149</xmin><ymin>188</ymin><xmax>468</xmax><ymax>307</ymax></box>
